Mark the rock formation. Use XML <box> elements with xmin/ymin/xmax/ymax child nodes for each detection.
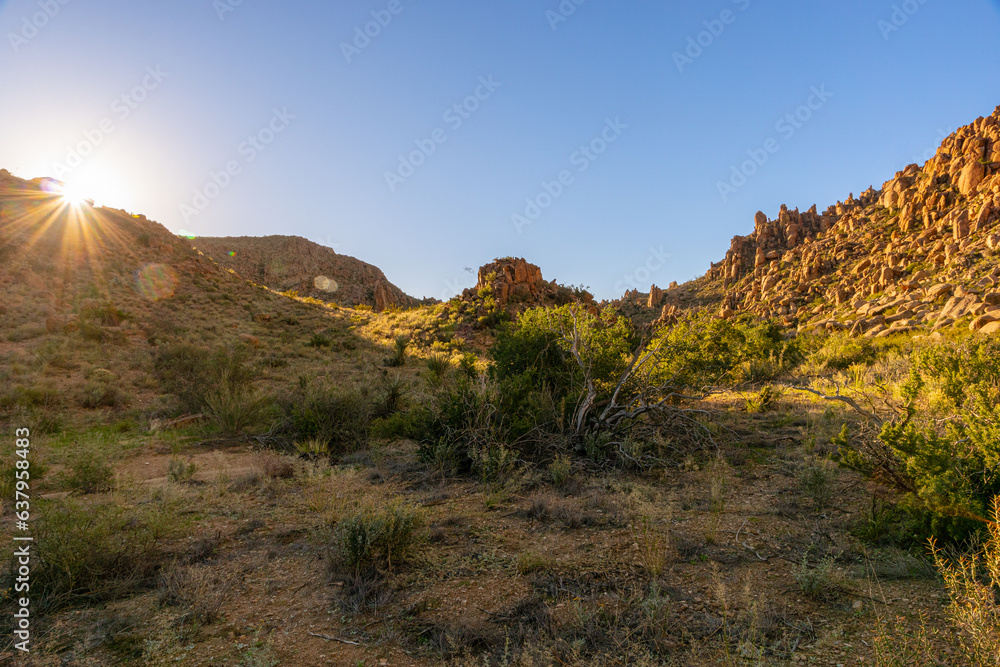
<box><xmin>190</xmin><ymin>236</ymin><xmax>418</xmax><ymax>311</ymax></box>
<box><xmin>691</xmin><ymin>105</ymin><xmax>1000</xmax><ymax>336</ymax></box>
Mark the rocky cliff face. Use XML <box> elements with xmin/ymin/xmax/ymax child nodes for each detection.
<box><xmin>461</xmin><ymin>257</ymin><xmax>598</xmax><ymax>314</ymax></box>
<box><xmin>189</xmin><ymin>236</ymin><xmax>418</xmax><ymax>311</ymax></box>
<box><xmin>689</xmin><ymin>105</ymin><xmax>1000</xmax><ymax>338</ymax></box>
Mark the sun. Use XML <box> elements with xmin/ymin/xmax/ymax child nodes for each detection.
<box><xmin>58</xmin><ymin>181</ymin><xmax>92</xmax><ymax>207</ymax></box>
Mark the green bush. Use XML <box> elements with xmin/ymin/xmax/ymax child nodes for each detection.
<box><xmin>8</xmin><ymin>499</ymin><xmax>169</xmax><ymax>611</ymax></box>
<box><xmin>384</xmin><ymin>335</ymin><xmax>409</xmax><ymax>367</ymax></box>
<box><xmin>333</xmin><ymin>502</ymin><xmax>420</xmax><ymax>572</ymax></box>
<box><xmin>805</xmin><ymin>333</ymin><xmax>879</xmax><ymax>371</ymax></box>
<box><xmin>81</xmin><ymin>378</ymin><xmax>127</xmax><ymax>409</ymax></box>
<box><xmin>307</xmin><ymin>333</ymin><xmax>332</xmax><ymax>348</ymax></box>
<box><xmin>63</xmin><ymin>445</ymin><xmax>115</xmax><ymax>494</ymax></box>
<box><xmin>167</xmin><ymin>457</ymin><xmax>197</xmax><ymax>483</ymax></box>
<box><xmin>204</xmin><ymin>371</ymin><xmax>273</xmax><ymax>436</ymax></box>
<box><xmin>649</xmin><ymin>315</ymin><xmax>794</xmax><ymax>388</ymax></box>
<box><xmin>424</xmin><ymin>353</ymin><xmax>452</xmax><ymax>387</ymax></box>
<box><xmin>277</xmin><ymin>384</ymin><xmax>373</xmax><ymax>456</ymax></box>
<box><xmin>744</xmin><ymin>385</ymin><xmax>779</xmax><ymax>413</ymax></box>
<box><xmin>840</xmin><ymin>338</ymin><xmax>1000</xmax><ymax>543</ymax></box>
<box><xmin>153</xmin><ymin>343</ymin><xmax>256</xmax><ymax>414</ymax></box>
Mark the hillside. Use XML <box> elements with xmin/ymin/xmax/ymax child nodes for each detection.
<box><xmin>0</xmin><ymin>169</ymin><xmax>388</xmax><ymax>429</ymax></box>
<box><xmin>190</xmin><ymin>235</ymin><xmax>420</xmax><ymax>311</ymax></box>
<box><xmin>611</xmin><ymin>106</ymin><xmax>1000</xmax><ymax>340</ymax></box>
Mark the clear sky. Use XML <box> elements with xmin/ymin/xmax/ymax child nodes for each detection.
<box><xmin>2</xmin><ymin>0</ymin><xmax>999</xmax><ymax>301</ymax></box>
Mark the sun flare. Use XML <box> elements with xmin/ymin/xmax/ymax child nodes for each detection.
<box><xmin>58</xmin><ymin>181</ymin><xmax>91</xmax><ymax>207</ymax></box>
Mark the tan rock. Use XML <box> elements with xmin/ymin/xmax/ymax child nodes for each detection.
<box><xmin>975</xmin><ymin>201</ymin><xmax>994</xmax><ymax>231</ymax></box>
<box><xmin>958</xmin><ymin>161</ymin><xmax>986</xmax><ymax>196</ymax></box>
<box><xmin>970</xmin><ymin>314</ymin><xmax>1000</xmax><ymax>331</ymax></box>
<box><xmin>648</xmin><ymin>285</ymin><xmax>664</xmax><ymax>309</ymax></box>
<box><xmin>927</xmin><ymin>283</ymin><xmax>954</xmax><ymax>299</ymax></box>
<box><xmin>953</xmin><ymin>210</ymin><xmax>971</xmax><ymax>241</ymax></box>
<box><xmin>981</xmin><ymin>321</ymin><xmax>1000</xmax><ymax>335</ymax></box>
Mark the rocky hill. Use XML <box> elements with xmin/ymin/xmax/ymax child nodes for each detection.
<box><xmin>616</xmin><ymin>105</ymin><xmax>1000</xmax><ymax>339</ymax></box>
<box><xmin>460</xmin><ymin>257</ymin><xmax>599</xmax><ymax>315</ymax></box>
<box><xmin>190</xmin><ymin>236</ymin><xmax>419</xmax><ymax>311</ymax></box>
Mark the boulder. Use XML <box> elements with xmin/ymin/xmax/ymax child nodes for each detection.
<box><xmin>981</xmin><ymin>321</ymin><xmax>1000</xmax><ymax>335</ymax></box>
<box><xmin>958</xmin><ymin>161</ymin><xmax>986</xmax><ymax>196</ymax></box>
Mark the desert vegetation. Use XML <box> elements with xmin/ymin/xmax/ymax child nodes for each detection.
<box><xmin>3</xmin><ymin>152</ymin><xmax>1000</xmax><ymax>665</ymax></box>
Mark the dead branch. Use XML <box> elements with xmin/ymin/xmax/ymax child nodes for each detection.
<box><xmin>783</xmin><ymin>382</ymin><xmax>884</xmax><ymax>426</ymax></box>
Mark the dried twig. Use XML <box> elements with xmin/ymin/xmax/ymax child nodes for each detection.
<box><xmin>308</xmin><ymin>632</ymin><xmax>362</xmax><ymax>646</ymax></box>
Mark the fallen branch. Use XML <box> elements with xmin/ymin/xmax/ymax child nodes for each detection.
<box><xmin>308</xmin><ymin>632</ymin><xmax>362</xmax><ymax>646</ymax></box>
<box><xmin>784</xmin><ymin>383</ymin><xmax>883</xmax><ymax>426</ymax></box>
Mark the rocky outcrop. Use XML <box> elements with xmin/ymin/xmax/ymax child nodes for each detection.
<box><xmin>694</xmin><ymin>105</ymin><xmax>1000</xmax><ymax>335</ymax></box>
<box><xmin>474</xmin><ymin>257</ymin><xmax>544</xmax><ymax>308</ymax></box>
<box><xmin>190</xmin><ymin>236</ymin><xmax>418</xmax><ymax>311</ymax></box>
<box><xmin>462</xmin><ymin>257</ymin><xmax>598</xmax><ymax>315</ymax></box>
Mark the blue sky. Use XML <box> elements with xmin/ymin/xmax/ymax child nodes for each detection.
<box><xmin>2</xmin><ymin>0</ymin><xmax>999</xmax><ymax>300</ymax></box>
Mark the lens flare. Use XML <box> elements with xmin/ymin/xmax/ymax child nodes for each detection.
<box><xmin>135</xmin><ymin>264</ymin><xmax>179</xmax><ymax>300</ymax></box>
<box><xmin>314</xmin><ymin>275</ymin><xmax>338</xmax><ymax>292</ymax></box>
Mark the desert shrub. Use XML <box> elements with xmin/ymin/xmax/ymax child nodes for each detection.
<box><xmin>794</xmin><ymin>556</ymin><xmax>843</xmax><ymax>601</ymax></box>
<box><xmin>63</xmin><ymin>445</ymin><xmax>115</xmax><ymax>494</ymax></box>
<box><xmin>799</xmin><ymin>457</ymin><xmax>836</xmax><ymax>508</ymax></box>
<box><xmin>252</xmin><ymin>451</ymin><xmax>295</xmax><ymax>479</ymax></box>
<box><xmin>10</xmin><ymin>499</ymin><xmax>170</xmax><ymax>611</ymax></box>
<box><xmin>276</xmin><ymin>383</ymin><xmax>373</xmax><ymax>456</ymax></box>
<box><xmin>370</xmin><ymin>406</ymin><xmax>435</xmax><ymax>441</ymax></box>
<box><xmin>384</xmin><ymin>335</ymin><xmax>409</xmax><ymax>367</ymax></box>
<box><xmin>157</xmin><ymin>563</ymin><xmax>238</xmax><ymax>625</ymax></box>
<box><xmin>0</xmin><ymin>384</ymin><xmax>60</xmax><ymax>410</ymax></box>
<box><xmin>167</xmin><ymin>457</ymin><xmax>197</xmax><ymax>483</ymax></box>
<box><xmin>805</xmin><ymin>333</ymin><xmax>879</xmax><ymax>371</ymax></box>
<box><xmin>81</xmin><ymin>377</ymin><xmax>127</xmax><ymax>409</ymax></box>
<box><xmin>425</xmin><ymin>353</ymin><xmax>452</xmax><ymax>387</ymax></box>
<box><xmin>80</xmin><ymin>303</ymin><xmax>129</xmax><ymax>327</ymax></box>
<box><xmin>548</xmin><ymin>455</ymin><xmax>573</xmax><ymax>487</ymax></box>
<box><xmin>332</xmin><ymin>502</ymin><xmax>420</xmax><ymax>572</ymax></box>
<box><xmin>203</xmin><ymin>371</ymin><xmax>273</xmax><ymax>436</ymax></box>
<box><xmin>649</xmin><ymin>315</ymin><xmax>794</xmax><ymax>388</ymax></box>
<box><xmin>470</xmin><ymin>443</ymin><xmax>518</xmax><ymax>484</ymax></box>
<box><xmin>839</xmin><ymin>338</ymin><xmax>1000</xmax><ymax>542</ymax></box>
<box><xmin>153</xmin><ymin>343</ymin><xmax>257</xmax><ymax>414</ymax></box>
<box><xmin>293</xmin><ymin>437</ymin><xmax>331</xmax><ymax>458</ymax></box>
<box><xmin>373</xmin><ymin>374</ymin><xmax>408</xmax><ymax>418</ymax></box>
<box><xmin>458</xmin><ymin>352</ymin><xmax>479</xmax><ymax>379</ymax></box>
<box><xmin>307</xmin><ymin>332</ymin><xmax>332</xmax><ymax>348</ymax></box>
<box><xmin>873</xmin><ymin>498</ymin><xmax>1000</xmax><ymax>666</ymax></box>
<box><xmin>744</xmin><ymin>385</ymin><xmax>778</xmax><ymax>413</ymax></box>
<box><xmin>492</xmin><ymin>305</ymin><xmax>635</xmax><ymax>402</ymax></box>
